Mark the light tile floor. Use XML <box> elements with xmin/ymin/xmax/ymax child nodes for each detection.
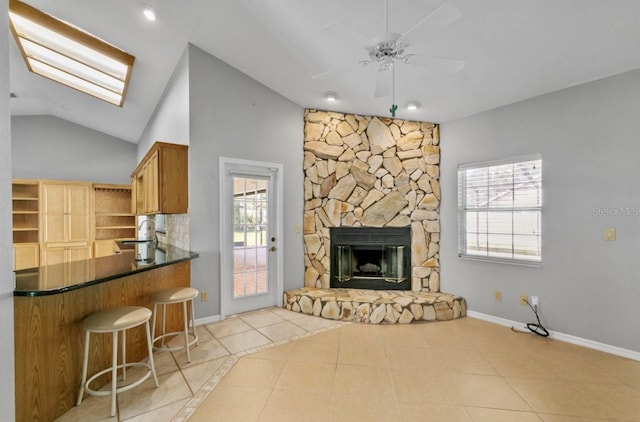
<box><xmin>57</xmin><ymin>307</ymin><xmax>345</xmax><ymax>421</ymax></box>
<box><xmin>59</xmin><ymin>309</ymin><xmax>640</xmax><ymax>421</ymax></box>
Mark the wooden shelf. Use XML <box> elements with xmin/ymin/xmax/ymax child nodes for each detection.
<box><xmin>12</xmin><ymin>180</ymin><xmax>39</xmax><ymax>247</ymax></box>
<box><xmin>13</xmin><ymin>203</ymin><xmax>38</xmax><ymax>213</ymax></box>
<box><xmin>94</xmin><ymin>184</ymin><xmax>133</xmax><ymax>215</ymax></box>
<box><xmin>14</xmin><ymin>232</ymin><xmax>39</xmax><ymax>244</ymax></box>
<box><xmin>94</xmin><ymin>185</ymin><xmax>135</xmax><ymax>242</ymax></box>
<box><xmin>12</xmin><ymin>180</ymin><xmax>39</xmax><ymax>198</ymax></box>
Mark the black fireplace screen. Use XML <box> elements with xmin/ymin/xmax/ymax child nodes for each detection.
<box><xmin>330</xmin><ymin>227</ymin><xmax>411</xmax><ymax>290</ymax></box>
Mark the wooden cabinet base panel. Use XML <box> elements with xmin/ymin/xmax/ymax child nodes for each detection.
<box><xmin>14</xmin><ymin>261</ymin><xmax>191</xmax><ymax>422</ymax></box>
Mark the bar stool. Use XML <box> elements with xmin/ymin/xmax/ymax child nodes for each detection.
<box><xmin>150</xmin><ymin>287</ymin><xmax>199</xmax><ymax>363</ymax></box>
<box><xmin>77</xmin><ymin>306</ymin><xmax>159</xmax><ymax>417</ymax></box>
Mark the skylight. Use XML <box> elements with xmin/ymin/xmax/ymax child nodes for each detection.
<box><xmin>8</xmin><ymin>0</ymin><xmax>135</xmax><ymax>107</ymax></box>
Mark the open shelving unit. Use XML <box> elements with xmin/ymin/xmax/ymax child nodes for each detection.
<box><xmin>12</xmin><ymin>179</ymin><xmax>39</xmax><ymax>244</ymax></box>
<box><xmin>12</xmin><ymin>179</ymin><xmax>40</xmax><ymax>270</ymax></box>
<box><xmin>94</xmin><ymin>184</ymin><xmax>136</xmax><ymax>241</ymax></box>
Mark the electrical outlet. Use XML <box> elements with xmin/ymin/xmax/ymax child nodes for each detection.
<box><xmin>494</xmin><ymin>290</ymin><xmax>502</xmax><ymax>302</ymax></box>
<box><xmin>201</xmin><ymin>291</ymin><xmax>208</xmax><ymax>302</ymax></box>
<box><xmin>531</xmin><ymin>296</ymin><xmax>540</xmax><ymax>307</ymax></box>
<box><xmin>520</xmin><ymin>294</ymin><xmax>528</xmax><ymax>305</ymax></box>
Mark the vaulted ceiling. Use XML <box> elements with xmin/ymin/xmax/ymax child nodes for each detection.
<box><xmin>9</xmin><ymin>0</ymin><xmax>640</xmax><ymax>143</ymax></box>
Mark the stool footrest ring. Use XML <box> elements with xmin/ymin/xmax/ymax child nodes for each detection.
<box><xmin>85</xmin><ymin>362</ymin><xmax>154</xmax><ymax>396</ymax></box>
<box><xmin>152</xmin><ymin>332</ymin><xmax>198</xmax><ymax>352</ymax></box>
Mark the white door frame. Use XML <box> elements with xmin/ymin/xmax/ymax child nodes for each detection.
<box><xmin>219</xmin><ymin>156</ymin><xmax>283</xmax><ymax>320</ymax></box>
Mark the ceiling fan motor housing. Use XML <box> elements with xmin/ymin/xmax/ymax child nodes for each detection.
<box><xmin>368</xmin><ymin>33</ymin><xmax>407</xmax><ymax>63</ymax></box>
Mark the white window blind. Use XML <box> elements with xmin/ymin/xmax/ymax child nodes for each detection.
<box><xmin>458</xmin><ymin>155</ymin><xmax>542</xmax><ymax>265</ymax></box>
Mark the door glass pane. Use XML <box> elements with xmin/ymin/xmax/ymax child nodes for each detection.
<box><xmin>233</xmin><ymin>176</ymin><xmax>269</xmax><ymax>298</ymax></box>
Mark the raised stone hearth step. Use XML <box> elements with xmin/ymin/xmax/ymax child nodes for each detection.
<box><xmin>284</xmin><ymin>287</ymin><xmax>466</xmax><ymax>324</ymax></box>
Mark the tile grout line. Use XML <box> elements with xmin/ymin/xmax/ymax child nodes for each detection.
<box><xmin>172</xmin><ymin>319</ymin><xmax>348</xmax><ymax>421</ymax></box>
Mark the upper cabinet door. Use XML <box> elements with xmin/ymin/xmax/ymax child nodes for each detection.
<box><xmin>42</xmin><ymin>182</ymin><xmax>91</xmax><ymax>244</ymax></box>
<box><xmin>67</xmin><ymin>184</ymin><xmax>91</xmax><ymax>243</ymax></box>
<box><xmin>130</xmin><ymin>142</ymin><xmax>188</xmax><ymax>215</ymax></box>
<box><xmin>42</xmin><ymin>183</ymin><xmax>67</xmax><ymax>243</ymax></box>
<box><xmin>144</xmin><ymin>150</ymin><xmax>160</xmax><ymax>214</ymax></box>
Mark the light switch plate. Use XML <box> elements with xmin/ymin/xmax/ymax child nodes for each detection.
<box><xmin>605</xmin><ymin>227</ymin><xmax>616</xmax><ymax>241</ymax></box>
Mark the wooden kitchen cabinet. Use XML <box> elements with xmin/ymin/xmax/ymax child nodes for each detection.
<box><xmin>12</xmin><ymin>179</ymin><xmax>136</xmax><ymax>269</ymax></box>
<box><xmin>42</xmin><ymin>181</ymin><xmax>92</xmax><ymax>244</ymax></box>
<box><xmin>131</xmin><ymin>142</ymin><xmax>188</xmax><ymax>215</ymax></box>
<box><xmin>41</xmin><ymin>181</ymin><xmax>93</xmax><ymax>265</ymax></box>
<box><xmin>13</xmin><ymin>243</ymin><xmax>40</xmax><ymax>270</ymax></box>
<box><xmin>42</xmin><ymin>245</ymin><xmax>92</xmax><ymax>266</ymax></box>
<box><xmin>94</xmin><ymin>240</ymin><xmax>119</xmax><ymax>258</ymax></box>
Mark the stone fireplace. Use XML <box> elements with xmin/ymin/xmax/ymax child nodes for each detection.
<box><xmin>330</xmin><ymin>227</ymin><xmax>411</xmax><ymax>290</ymax></box>
<box><xmin>286</xmin><ymin>110</ymin><xmax>467</xmax><ymax>324</ymax></box>
<box><xmin>303</xmin><ymin>110</ymin><xmax>441</xmax><ymax>293</ymax></box>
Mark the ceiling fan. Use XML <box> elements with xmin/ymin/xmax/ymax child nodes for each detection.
<box><xmin>313</xmin><ymin>0</ymin><xmax>465</xmax><ymax>101</ymax></box>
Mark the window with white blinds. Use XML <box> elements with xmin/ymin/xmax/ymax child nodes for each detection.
<box><xmin>458</xmin><ymin>155</ymin><xmax>542</xmax><ymax>265</ymax></box>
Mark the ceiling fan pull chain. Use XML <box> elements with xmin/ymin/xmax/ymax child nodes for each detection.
<box><xmin>390</xmin><ymin>64</ymin><xmax>398</xmax><ymax>117</ymax></box>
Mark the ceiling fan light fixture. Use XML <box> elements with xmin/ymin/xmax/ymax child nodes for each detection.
<box><xmin>325</xmin><ymin>91</ymin><xmax>339</xmax><ymax>102</ymax></box>
<box><xmin>406</xmin><ymin>101</ymin><xmax>421</xmax><ymax>110</ymax></box>
<box><xmin>8</xmin><ymin>0</ymin><xmax>135</xmax><ymax>107</ymax></box>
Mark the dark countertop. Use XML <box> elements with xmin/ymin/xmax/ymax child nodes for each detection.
<box><xmin>14</xmin><ymin>242</ymin><xmax>199</xmax><ymax>297</ymax></box>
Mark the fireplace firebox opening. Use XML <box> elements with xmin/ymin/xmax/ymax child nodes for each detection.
<box><xmin>330</xmin><ymin>227</ymin><xmax>411</xmax><ymax>290</ymax></box>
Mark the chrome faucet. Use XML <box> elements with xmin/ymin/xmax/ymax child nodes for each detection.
<box><xmin>138</xmin><ymin>218</ymin><xmax>158</xmax><ymax>245</ymax></box>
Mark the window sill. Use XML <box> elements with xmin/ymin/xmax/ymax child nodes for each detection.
<box><xmin>458</xmin><ymin>254</ymin><xmax>542</xmax><ymax>268</ymax></box>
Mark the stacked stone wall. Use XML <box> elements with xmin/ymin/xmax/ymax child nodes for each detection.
<box><xmin>303</xmin><ymin>110</ymin><xmax>441</xmax><ymax>292</ymax></box>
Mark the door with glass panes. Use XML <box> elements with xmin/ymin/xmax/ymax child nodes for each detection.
<box><xmin>220</xmin><ymin>158</ymin><xmax>281</xmax><ymax>317</ymax></box>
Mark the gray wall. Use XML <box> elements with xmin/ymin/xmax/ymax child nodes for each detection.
<box><xmin>440</xmin><ymin>69</ymin><xmax>640</xmax><ymax>352</ymax></box>
<box><xmin>12</xmin><ymin>115</ymin><xmax>136</xmax><ymax>184</ymax></box>
<box><xmin>137</xmin><ymin>47</ymin><xmax>190</xmax><ymax>159</ymax></box>
<box><xmin>188</xmin><ymin>44</ymin><xmax>304</xmax><ymax>318</ymax></box>
<box><xmin>1</xmin><ymin>1</ymin><xmax>16</xmax><ymax>418</ymax></box>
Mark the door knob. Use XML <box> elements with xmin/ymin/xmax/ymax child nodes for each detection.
<box><xmin>270</xmin><ymin>246</ymin><xmax>276</xmax><ymax>252</ymax></box>
<box><xmin>271</xmin><ymin>237</ymin><xmax>276</xmax><ymax>242</ymax></box>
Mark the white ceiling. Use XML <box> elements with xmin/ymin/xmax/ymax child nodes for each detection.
<box><xmin>9</xmin><ymin>0</ymin><xmax>640</xmax><ymax>143</ymax></box>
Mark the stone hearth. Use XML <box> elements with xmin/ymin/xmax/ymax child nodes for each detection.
<box><xmin>284</xmin><ymin>288</ymin><xmax>466</xmax><ymax>324</ymax></box>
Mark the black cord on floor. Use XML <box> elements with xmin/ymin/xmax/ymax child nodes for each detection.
<box><xmin>511</xmin><ymin>299</ymin><xmax>549</xmax><ymax>337</ymax></box>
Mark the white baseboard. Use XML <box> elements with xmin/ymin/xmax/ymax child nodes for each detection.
<box><xmin>194</xmin><ymin>315</ymin><xmax>221</xmax><ymax>326</ymax></box>
<box><xmin>467</xmin><ymin>310</ymin><xmax>640</xmax><ymax>362</ymax></box>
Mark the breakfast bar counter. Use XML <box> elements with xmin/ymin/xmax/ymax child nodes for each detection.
<box><xmin>14</xmin><ymin>243</ymin><xmax>199</xmax><ymax>422</ymax></box>
<box><xmin>14</xmin><ymin>241</ymin><xmax>199</xmax><ymax>296</ymax></box>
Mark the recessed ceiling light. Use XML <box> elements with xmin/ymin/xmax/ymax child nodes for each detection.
<box><xmin>141</xmin><ymin>4</ymin><xmax>157</xmax><ymax>21</ymax></box>
<box><xmin>325</xmin><ymin>91</ymin><xmax>339</xmax><ymax>102</ymax></box>
<box><xmin>406</xmin><ymin>101</ymin><xmax>421</xmax><ymax>110</ymax></box>
<box><xmin>8</xmin><ymin>0</ymin><xmax>135</xmax><ymax>107</ymax></box>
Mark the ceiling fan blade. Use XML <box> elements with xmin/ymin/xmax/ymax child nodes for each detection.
<box><xmin>312</xmin><ymin>21</ymin><xmax>374</xmax><ymax>79</ymax></box>
<box><xmin>312</xmin><ymin>59</ymin><xmax>370</xmax><ymax>80</ymax></box>
<box><xmin>374</xmin><ymin>66</ymin><xmax>392</xmax><ymax>98</ymax></box>
<box><xmin>325</xmin><ymin>21</ymin><xmax>372</xmax><ymax>49</ymax></box>
<box><xmin>398</xmin><ymin>3</ymin><xmax>461</xmax><ymax>45</ymax></box>
<box><xmin>404</xmin><ymin>54</ymin><xmax>465</xmax><ymax>73</ymax></box>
